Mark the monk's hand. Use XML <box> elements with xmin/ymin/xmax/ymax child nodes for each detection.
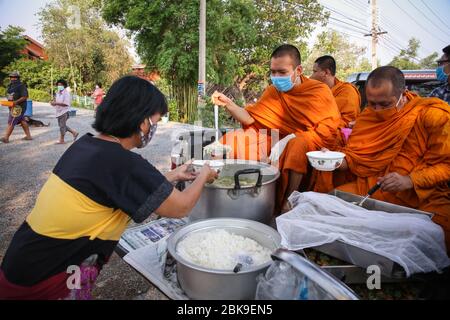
<box><xmin>378</xmin><ymin>173</ymin><xmax>413</xmax><ymax>192</ymax></box>
<box><xmin>348</xmin><ymin>121</ymin><xmax>356</xmax><ymax>129</ymax></box>
<box><xmin>212</xmin><ymin>91</ymin><xmax>232</xmax><ymax>107</ymax></box>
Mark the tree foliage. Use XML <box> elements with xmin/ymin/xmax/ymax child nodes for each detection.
<box><xmin>37</xmin><ymin>0</ymin><xmax>133</xmax><ymax>93</ymax></box>
<box><xmin>389</xmin><ymin>38</ymin><xmax>438</xmax><ymax>70</ymax></box>
<box><xmin>3</xmin><ymin>58</ymin><xmax>73</xmax><ymax>93</ymax></box>
<box><xmin>102</xmin><ymin>0</ymin><xmax>327</xmax><ymax>123</ymax></box>
<box><xmin>303</xmin><ymin>30</ymin><xmax>370</xmax><ymax>80</ymax></box>
<box><xmin>0</xmin><ymin>26</ymin><xmax>27</xmax><ymax>82</ymax></box>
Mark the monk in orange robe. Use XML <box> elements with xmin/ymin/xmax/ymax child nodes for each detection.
<box><xmin>212</xmin><ymin>45</ymin><xmax>341</xmax><ymax>213</ymax></box>
<box><xmin>310</xmin><ymin>55</ymin><xmax>361</xmax><ymax>128</ymax></box>
<box><xmin>313</xmin><ymin>66</ymin><xmax>450</xmax><ymax>252</ymax></box>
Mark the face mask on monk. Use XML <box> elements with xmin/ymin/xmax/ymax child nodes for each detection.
<box><xmin>271</xmin><ymin>69</ymin><xmax>299</xmax><ymax>92</ymax></box>
<box><xmin>372</xmin><ymin>94</ymin><xmax>403</xmax><ymax>122</ymax></box>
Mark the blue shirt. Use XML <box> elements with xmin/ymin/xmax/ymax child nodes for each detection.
<box><xmin>429</xmin><ymin>82</ymin><xmax>450</xmax><ymax>104</ymax></box>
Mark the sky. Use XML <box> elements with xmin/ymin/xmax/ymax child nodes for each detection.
<box><xmin>0</xmin><ymin>0</ymin><xmax>449</xmax><ymax>65</ymax></box>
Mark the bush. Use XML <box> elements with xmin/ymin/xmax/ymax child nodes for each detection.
<box><xmin>168</xmin><ymin>99</ymin><xmax>179</xmax><ymax>122</ymax></box>
<box><xmin>0</xmin><ymin>86</ymin><xmax>6</xmax><ymax>97</ymax></box>
<box><xmin>28</xmin><ymin>88</ymin><xmax>51</xmax><ymax>102</ymax></box>
<box><xmin>71</xmin><ymin>95</ymin><xmax>94</xmax><ymax>110</ymax></box>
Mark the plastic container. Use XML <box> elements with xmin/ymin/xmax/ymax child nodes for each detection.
<box><xmin>25</xmin><ymin>100</ymin><xmax>33</xmax><ymax>117</ymax></box>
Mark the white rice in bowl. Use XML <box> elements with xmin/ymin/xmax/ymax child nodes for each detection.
<box><xmin>176</xmin><ymin>229</ymin><xmax>272</xmax><ymax>271</ymax></box>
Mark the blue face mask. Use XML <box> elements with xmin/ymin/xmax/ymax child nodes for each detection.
<box><xmin>436</xmin><ymin>66</ymin><xmax>449</xmax><ymax>83</ymax></box>
<box><xmin>271</xmin><ymin>71</ymin><xmax>298</xmax><ymax>92</ymax></box>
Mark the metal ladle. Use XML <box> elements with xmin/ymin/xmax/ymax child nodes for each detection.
<box><xmin>355</xmin><ymin>183</ymin><xmax>381</xmax><ymax>207</ymax></box>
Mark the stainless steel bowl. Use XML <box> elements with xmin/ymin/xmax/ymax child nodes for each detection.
<box><xmin>167</xmin><ymin>218</ymin><xmax>282</xmax><ymax>300</ymax></box>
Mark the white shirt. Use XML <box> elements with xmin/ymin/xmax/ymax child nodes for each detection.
<box><xmin>54</xmin><ymin>89</ymin><xmax>71</xmax><ymax>117</ymax></box>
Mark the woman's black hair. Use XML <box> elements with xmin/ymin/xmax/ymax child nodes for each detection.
<box><xmin>92</xmin><ymin>75</ymin><xmax>168</xmax><ymax>138</ymax></box>
<box><xmin>57</xmin><ymin>79</ymin><xmax>68</xmax><ymax>88</ymax></box>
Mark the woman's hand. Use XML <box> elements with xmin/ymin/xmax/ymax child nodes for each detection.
<box><xmin>175</xmin><ymin>161</ymin><xmax>199</xmax><ymax>182</ymax></box>
<box><xmin>200</xmin><ymin>163</ymin><xmax>219</xmax><ymax>184</ymax></box>
<box><xmin>166</xmin><ymin>160</ymin><xmax>198</xmax><ymax>183</ymax></box>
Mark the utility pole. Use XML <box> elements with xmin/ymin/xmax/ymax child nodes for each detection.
<box><xmin>198</xmin><ymin>0</ymin><xmax>206</xmax><ymax>100</ymax></box>
<box><xmin>365</xmin><ymin>0</ymin><xmax>387</xmax><ymax>70</ymax></box>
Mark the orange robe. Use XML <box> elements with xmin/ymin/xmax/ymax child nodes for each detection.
<box><xmin>220</xmin><ymin>76</ymin><xmax>341</xmax><ymax>211</ymax></box>
<box><xmin>315</xmin><ymin>92</ymin><xmax>450</xmax><ymax>251</ymax></box>
<box><xmin>332</xmin><ymin>78</ymin><xmax>361</xmax><ymax>128</ymax></box>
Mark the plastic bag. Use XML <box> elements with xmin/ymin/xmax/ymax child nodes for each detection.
<box><xmin>277</xmin><ymin>192</ymin><xmax>450</xmax><ymax>277</ymax></box>
<box><xmin>255</xmin><ymin>261</ymin><xmax>333</xmax><ymax>300</ymax></box>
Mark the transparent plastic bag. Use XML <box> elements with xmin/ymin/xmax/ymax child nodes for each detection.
<box><xmin>255</xmin><ymin>261</ymin><xmax>334</xmax><ymax>300</ymax></box>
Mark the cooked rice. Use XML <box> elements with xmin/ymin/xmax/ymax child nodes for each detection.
<box><xmin>176</xmin><ymin>229</ymin><xmax>272</xmax><ymax>270</ymax></box>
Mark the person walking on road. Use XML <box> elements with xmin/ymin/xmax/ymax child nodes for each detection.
<box><xmin>1</xmin><ymin>71</ymin><xmax>32</xmax><ymax>144</ymax></box>
<box><xmin>51</xmin><ymin>79</ymin><xmax>79</xmax><ymax>144</ymax></box>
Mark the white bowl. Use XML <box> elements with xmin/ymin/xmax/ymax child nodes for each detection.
<box><xmin>306</xmin><ymin>151</ymin><xmax>345</xmax><ymax>172</ymax></box>
<box><xmin>192</xmin><ymin>160</ymin><xmax>225</xmax><ymax>173</ymax></box>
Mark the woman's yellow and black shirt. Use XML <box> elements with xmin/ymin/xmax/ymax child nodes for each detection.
<box><xmin>1</xmin><ymin>134</ymin><xmax>174</xmax><ymax>289</ymax></box>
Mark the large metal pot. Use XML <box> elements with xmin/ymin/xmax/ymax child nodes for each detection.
<box><xmin>167</xmin><ymin>218</ymin><xmax>282</xmax><ymax>300</ymax></box>
<box><xmin>189</xmin><ymin>160</ymin><xmax>280</xmax><ymax>224</ymax></box>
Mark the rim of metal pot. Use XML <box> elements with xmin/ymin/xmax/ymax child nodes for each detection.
<box><xmin>167</xmin><ymin>218</ymin><xmax>282</xmax><ymax>275</ymax></box>
<box><xmin>206</xmin><ymin>159</ymin><xmax>280</xmax><ymax>190</ymax></box>
<box><xmin>272</xmin><ymin>249</ymin><xmax>360</xmax><ymax>300</ymax></box>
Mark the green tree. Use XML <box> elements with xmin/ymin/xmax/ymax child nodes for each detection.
<box><xmin>304</xmin><ymin>30</ymin><xmax>369</xmax><ymax>80</ymax></box>
<box><xmin>389</xmin><ymin>38</ymin><xmax>439</xmax><ymax>70</ymax></box>
<box><xmin>419</xmin><ymin>52</ymin><xmax>439</xmax><ymax>69</ymax></box>
<box><xmin>102</xmin><ymin>0</ymin><xmax>327</xmax><ymax>123</ymax></box>
<box><xmin>37</xmin><ymin>0</ymin><xmax>133</xmax><ymax>94</ymax></box>
<box><xmin>235</xmin><ymin>0</ymin><xmax>328</xmax><ymax>100</ymax></box>
<box><xmin>103</xmin><ymin>0</ymin><xmax>257</xmax><ymax>123</ymax></box>
<box><xmin>3</xmin><ymin>58</ymin><xmax>73</xmax><ymax>93</ymax></box>
<box><xmin>0</xmin><ymin>26</ymin><xmax>27</xmax><ymax>82</ymax></box>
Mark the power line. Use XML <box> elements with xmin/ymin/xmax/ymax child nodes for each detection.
<box><xmin>322</xmin><ymin>5</ymin><xmax>367</xmax><ymax>28</ymax></box>
<box><xmin>342</xmin><ymin>0</ymin><xmax>368</xmax><ymax>14</ymax></box>
<box><xmin>407</xmin><ymin>0</ymin><xmax>450</xmax><ymax>36</ymax></box>
<box><xmin>420</xmin><ymin>0</ymin><xmax>450</xmax><ymax>29</ymax></box>
<box><xmin>392</xmin><ymin>0</ymin><xmax>447</xmax><ymax>44</ymax></box>
<box><xmin>329</xmin><ymin>17</ymin><xmax>368</xmax><ymax>33</ymax></box>
<box><xmin>328</xmin><ymin>22</ymin><xmax>367</xmax><ymax>38</ymax></box>
<box><xmin>327</xmin><ymin>26</ymin><xmax>369</xmax><ymax>41</ymax></box>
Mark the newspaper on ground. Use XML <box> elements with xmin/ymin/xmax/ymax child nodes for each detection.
<box><xmin>119</xmin><ymin>217</ymin><xmax>190</xmax><ymax>300</ymax></box>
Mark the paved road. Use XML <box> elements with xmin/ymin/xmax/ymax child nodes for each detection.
<box><xmin>0</xmin><ymin>102</ymin><xmax>198</xmax><ymax>299</ymax></box>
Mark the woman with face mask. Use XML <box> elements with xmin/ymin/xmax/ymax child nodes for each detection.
<box><xmin>50</xmin><ymin>79</ymin><xmax>79</xmax><ymax>144</ymax></box>
<box><xmin>0</xmin><ymin>76</ymin><xmax>218</xmax><ymax>300</ymax></box>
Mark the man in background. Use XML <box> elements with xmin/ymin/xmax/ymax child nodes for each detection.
<box><xmin>1</xmin><ymin>71</ymin><xmax>32</xmax><ymax>144</ymax></box>
<box><xmin>430</xmin><ymin>45</ymin><xmax>450</xmax><ymax>104</ymax></box>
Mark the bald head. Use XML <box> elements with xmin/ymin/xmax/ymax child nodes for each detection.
<box><xmin>315</xmin><ymin>55</ymin><xmax>336</xmax><ymax>76</ymax></box>
<box><xmin>271</xmin><ymin>44</ymin><xmax>302</xmax><ymax>68</ymax></box>
<box><xmin>367</xmin><ymin>66</ymin><xmax>405</xmax><ymax>97</ymax></box>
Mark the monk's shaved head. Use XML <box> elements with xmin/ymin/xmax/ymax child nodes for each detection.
<box><xmin>367</xmin><ymin>66</ymin><xmax>405</xmax><ymax>97</ymax></box>
<box><xmin>315</xmin><ymin>55</ymin><xmax>336</xmax><ymax>76</ymax></box>
<box><xmin>271</xmin><ymin>44</ymin><xmax>302</xmax><ymax>67</ymax></box>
